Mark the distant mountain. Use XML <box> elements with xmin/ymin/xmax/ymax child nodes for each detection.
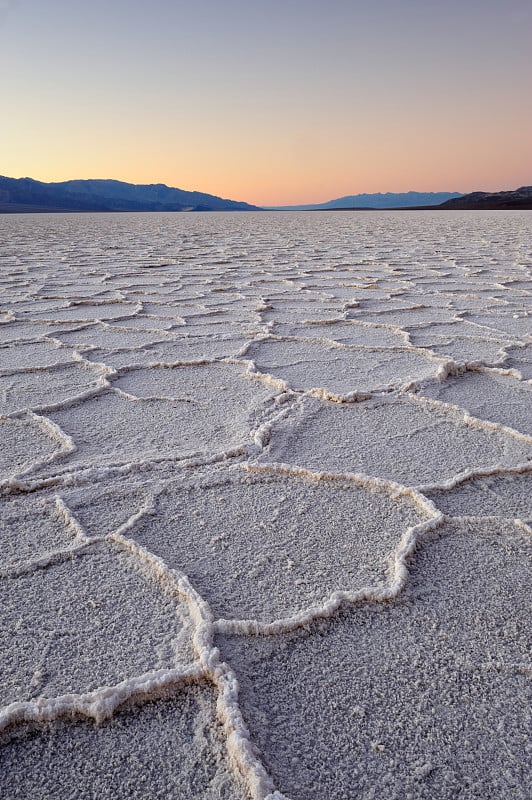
<box><xmin>271</xmin><ymin>191</ymin><xmax>463</xmax><ymax>210</ymax></box>
<box><xmin>0</xmin><ymin>176</ymin><xmax>260</xmax><ymax>213</ymax></box>
<box><xmin>439</xmin><ymin>186</ymin><xmax>532</xmax><ymax>210</ymax></box>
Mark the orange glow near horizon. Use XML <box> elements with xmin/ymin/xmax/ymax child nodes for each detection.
<box><xmin>5</xmin><ymin>116</ymin><xmax>529</xmax><ymax>207</ymax></box>
<box><xmin>1</xmin><ymin>1</ymin><xmax>531</xmax><ymax>207</ymax></box>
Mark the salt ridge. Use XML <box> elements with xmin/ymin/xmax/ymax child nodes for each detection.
<box><xmin>0</xmin><ymin>210</ymin><xmax>530</xmax><ymax>799</ymax></box>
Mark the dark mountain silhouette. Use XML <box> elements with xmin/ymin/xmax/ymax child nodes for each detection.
<box><xmin>1</xmin><ymin>176</ymin><xmax>530</xmax><ymax>214</ymax></box>
<box><xmin>0</xmin><ymin>176</ymin><xmax>260</xmax><ymax>213</ymax></box>
<box><xmin>438</xmin><ymin>186</ymin><xmax>532</xmax><ymax>210</ymax></box>
<box><xmin>271</xmin><ymin>191</ymin><xmax>462</xmax><ymax>210</ymax></box>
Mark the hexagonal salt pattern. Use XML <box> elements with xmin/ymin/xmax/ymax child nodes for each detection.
<box><xmin>244</xmin><ymin>337</ymin><xmax>443</xmax><ymax>397</ymax></box>
<box><xmin>1</xmin><ymin>210</ymin><xmax>530</xmax><ymax>799</ymax></box>
<box><xmin>258</xmin><ymin>394</ymin><xmax>531</xmax><ymax>487</ymax></box>
<box><xmin>128</xmin><ymin>465</ymin><xmax>433</xmax><ymax>622</ymax></box>
<box><xmin>1</xmin><ymin>542</ymin><xmax>195</xmax><ymax>706</ymax></box>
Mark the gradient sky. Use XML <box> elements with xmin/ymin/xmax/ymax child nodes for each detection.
<box><xmin>1</xmin><ymin>0</ymin><xmax>531</xmax><ymax>205</ymax></box>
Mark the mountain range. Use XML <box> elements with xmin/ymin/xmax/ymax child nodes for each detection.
<box><xmin>0</xmin><ymin>176</ymin><xmax>259</xmax><ymax>213</ymax></box>
<box><xmin>0</xmin><ymin>176</ymin><xmax>531</xmax><ymax>213</ymax></box>
<box><xmin>270</xmin><ymin>191</ymin><xmax>463</xmax><ymax>210</ymax></box>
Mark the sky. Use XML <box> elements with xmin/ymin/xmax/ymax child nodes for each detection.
<box><xmin>1</xmin><ymin>0</ymin><xmax>531</xmax><ymax>206</ymax></box>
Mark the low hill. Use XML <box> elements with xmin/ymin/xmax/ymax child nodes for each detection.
<box><xmin>0</xmin><ymin>176</ymin><xmax>259</xmax><ymax>213</ymax></box>
<box><xmin>439</xmin><ymin>186</ymin><xmax>532</xmax><ymax>210</ymax></box>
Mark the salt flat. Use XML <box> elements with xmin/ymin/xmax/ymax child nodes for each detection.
<box><xmin>0</xmin><ymin>210</ymin><xmax>530</xmax><ymax>799</ymax></box>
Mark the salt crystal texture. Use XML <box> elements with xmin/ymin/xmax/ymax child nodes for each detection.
<box><xmin>0</xmin><ymin>210</ymin><xmax>530</xmax><ymax>799</ymax></box>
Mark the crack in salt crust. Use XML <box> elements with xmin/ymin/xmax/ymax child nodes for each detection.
<box><xmin>0</xmin><ymin>211</ymin><xmax>530</xmax><ymax>799</ymax></box>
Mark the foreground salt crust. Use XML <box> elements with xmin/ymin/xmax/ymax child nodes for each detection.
<box><xmin>0</xmin><ymin>210</ymin><xmax>530</xmax><ymax>799</ymax></box>
<box><xmin>0</xmin><ymin>686</ymin><xmax>249</xmax><ymax>800</ymax></box>
<box><xmin>219</xmin><ymin>519</ymin><xmax>531</xmax><ymax>799</ymax></box>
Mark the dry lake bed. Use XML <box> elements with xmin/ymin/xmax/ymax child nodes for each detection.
<box><xmin>0</xmin><ymin>210</ymin><xmax>530</xmax><ymax>799</ymax></box>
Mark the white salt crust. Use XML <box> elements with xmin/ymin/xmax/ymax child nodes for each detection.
<box><xmin>0</xmin><ymin>210</ymin><xmax>530</xmax><ymax>799</ymax></box>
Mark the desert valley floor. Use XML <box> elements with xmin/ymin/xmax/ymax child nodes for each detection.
<box><xmin>0</xmin><ymin>210</ymin><xmax>530</xmax><ymax>799</ymax></box>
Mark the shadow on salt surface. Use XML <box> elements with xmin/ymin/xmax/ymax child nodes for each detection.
<box><xmin>0</xmin><ymin>415</ymin><xmax>67</xmax><ymax>482</ymax></box>
<box><xmin>129</xmin><ymin>466</ymin><xmax>432</xmax><ymax>622</ymax></box>
<box><xmin>426</xmin><ymin>469</ymin><xmax>532</xmax><ymax>524</ymax></box>
<box><xmin>415</xmin><ymin>370</ymin><xmax>532</xmax><ymax>437</ymax></box>
<box><xmin>35</xmin><ymin>363</ymin><xmax>278</xmax><ymax>475</ymax></box>
<box><xmin>0</xmin><ymin>494</ymin><xmax>80</xmax><ymax>571</ymax></box>
<box><xmin>245</xmin><ymin>338</ymin><xmax>445</xmax><ymax>396</ymax></box>
<box><xmin>257</xmin><ymin>395</ymin><xmax>532</xmax><ymax>488</ymax></box>
<box><xmin>0</xmin><ymin>686</ymin><xmax>248</xmax><ymax>800</ymax></box>
<box><xmin>0</xmin><ymin>362</ymin><xmax>105</xmax><ymax>415</ymax></box>
<box><xmin>218</xmin><ymin>519</ymin><xmax>531</xmax><ymax>800</ymax></box>
<box><xmin>0</xmin><ymin>542</ymin><xmax>195</xmax><ymax>706</ymax></box>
